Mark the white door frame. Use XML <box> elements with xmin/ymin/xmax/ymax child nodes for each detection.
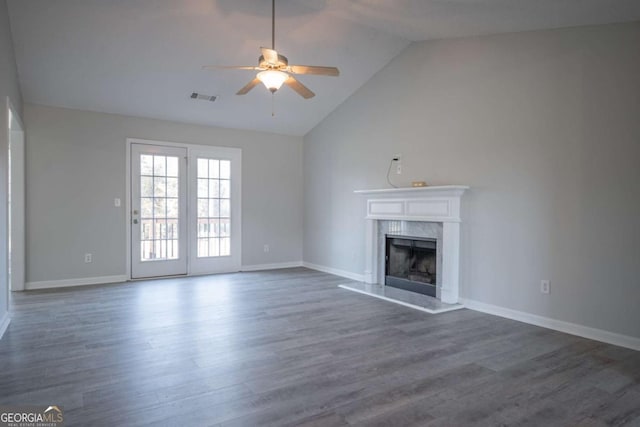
<box><xmin>6</xmin><ymin>98</ymin><xmax>25</xmax><ymax>293</ymax></box>
<box><xmin>125</xmin><ymin>138</ymin><xmax>242</xmax><ymax>280</ymax></box>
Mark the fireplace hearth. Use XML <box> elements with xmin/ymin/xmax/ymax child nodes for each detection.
<box><xmin>385</xmin><ymin>235</ymin><xmax>437</xmax><ymax>297</ymax></box>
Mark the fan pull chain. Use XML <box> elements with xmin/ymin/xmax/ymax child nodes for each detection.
<box><xmin>272</xmin><ymin>92</ymin><xmax>275</xmax><ymax>117</ymax></box>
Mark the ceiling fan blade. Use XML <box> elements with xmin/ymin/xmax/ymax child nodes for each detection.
<box><xmin>202</xmin><ymin>65</ymin><xmax>260</xmax><ymax>71</ymax></box>
<box><xmin>288</xmin><ymin>65</ymin><xmax>340</xmax><ymax>77</ymax></box>
<box><xmin>261</xmin><ymin>47</ymin><xmax>279</xmax><ymax>65</ymax></box>
<box><xmin>237</xmin><ymin>77</ymin><xmax>262</xmax><ymax>95</ymax></box>
<box><xmin>285</xmin><ymin>75</ymin><xmax>315</xmax><ymax>99</ymax></box>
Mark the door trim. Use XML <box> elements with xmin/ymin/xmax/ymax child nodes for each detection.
<box><xmin>6</xmin><ymin>97</ymin><xmax>26</xmax><ymax>297</ymax></box>
<box><xmin>125</xmin><ymin>138</ymin><xmax>242</xmax><ymax>280</ymax></box>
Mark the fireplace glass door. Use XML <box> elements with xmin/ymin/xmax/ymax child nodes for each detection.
<box><xmin>385</xmin><ymin>235</ymin><xmax>437</xmax><ymax>297</ymax></box>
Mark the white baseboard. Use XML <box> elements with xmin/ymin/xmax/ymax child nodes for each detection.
<box><xmin>25</xmin><ymin>275</ymin><xmax>128</xmax><ymax>290</ymax></box>
<box><xmin>460</xmin><ymin>297</ymin><xmax>640</xmax><ymax>352</ymax></box>
<box><xmin>0</xmin><ymin>312</ymin><xmax>10</xmax><ymax>340</ymax></box>
<box><xmin>241</xmin><ymin>261</ymin><xmax>303</xmax><ymax>272</ymax></box>
<box><xmin>302</xmin><ymin>261</ymin><xmax>365</xmax><ymax>282</ymax></box>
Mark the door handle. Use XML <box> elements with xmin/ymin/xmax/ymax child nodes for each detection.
<box><xmin>133</xmin><ymin>219</ymin><xmax>139</xmax><ymax>224</ymax></box>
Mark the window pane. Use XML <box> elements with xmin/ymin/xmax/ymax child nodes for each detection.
<box><xmin>154</xmin><ymin>177</ymin><xmax>166</xmax><ymax>197</ymax></box>
<box><xmin>141</xmin><ymin>198</ymin><xmax>153</xmax><ymax>218</ymax></box>
<box><xmin>140</xmin><ymin>155</ymin><xmax>153</xmax><ymax>175</ymax></box>
<box><xmin>197</xmin><ymin>199</ymin><xmax>208</xmax><ymax>217</ymax></box>
<box><xmin>193</xmin><ymin>157</ymin><xmax>232</xmax><ymax>258</ymax></box>
<box><xmin>166</xmin><ymin>198</ymin><xmax>178</xmax><ymax>218</ymax></box>
<box><xmin>141</xmin><ymin>177</ymin><xmax>153</xmax><ymax>197</ymax></box>
<box><xmin>166</xmin><ymin>178</ymin><xmax>178</xmax><ymax>198</ymax></box>
<box><xmin>197</xmin><ymin>158</ymin><xmax>208</xmax><ymax>178</ymax></box>
<box><xmin>208</xmin><ymin>179</ymin><xmax>219</xmax><ymax>198</ymax></box>
<box><xmin>209</xmin><ymin>238</ymin><xmax>220</xmax><ymax>257</ymax></box>
<box><xmin>154</xmin><ymin>198</ymin><xmax>166</xmax><ymax>218</ymax></box>
<box><xmin>220</xmin><ymin>160</ymin><xmax>230</xmax><ymax>179</ymax></box>
<box><xmin>154</xmin><ymin>155</ymin><xmax>166</xmax><ymax>175</ymax></box>
<box><xmin>141</xmin><ymin>240</ymin><xmax>153</xmax><ymax>260</ymax></box>
<box><xmin>220</xmin><ymin>199</ymin><xmax>230</xmax><ymax>218</ymax></box>
<box><xmin>155</xmin><ymin>220</ymin><xmax>167</xmax><ymax>239</ymax></box>
<box><xmin>197</xmin><ymin>179</ymin><xmax>208</xmax><ymax>198</ymax></box>
<box><xmin>198</xmin><ymin>238</ymin><xmax>208</xmax><ymax>257</ymax></box>
<box><xmin>209</xmin><ymin>159</ymin><xmax>220</xmax><ymax>178</ymax></box>
<box><xmin>209</xmin><ymin>219</ymin><xmax>219</xmax><ymax>238</ymax></box>
<box><xmin>197</xmin><ymin>219</ymin><xmax>208</xmax><ymax>238</ymax></box>
<box><xmin>219</xmin><ymin>180</ymin><xmax>230</xmax><ymax>198</ymax></box>
<box><xmin>160</xmin><ymin>239</ymin><xmax>168</xmax><ymax>259</ymax></box>
<box><xmin>167</xmin><ymin>219</ymin><xmax>178</xmax><ymax>239</ymax></box>
<box><xmin>220</xmin><ymin>237</ymin><xmax>230</xmax><ymax>256</ymax></box>
<box><xmin>141</xmin><ymin>220</ymin><xmax>154</xmax><ymax>240</ymax></box>
<box><xmin>138</xmin><ymin>152</ymin><xmax>182</xmax><ymax>263</ymax></box>
<box><xmin>219</xmin><ymin>219</ymin><xmax>230</xmax><ymax>237</ymax></box>
<box><xmin>169</xmin><ymin>240</ymin><xmax>179</xmax><ymax>259</ymax></box>
<box><xmin>154</xmin><ymin>240</ymin><xmax>162</xmax><ymax>260</ymax></box>
<box><xmin>209</xmin><ymin>199</ymin><xmax>220</xmax><ymax>218</ymax></box>
<box><xmin>166</xmin><ymin>157</ymin><xmax>179</xmax><ymax>177</ymax></box>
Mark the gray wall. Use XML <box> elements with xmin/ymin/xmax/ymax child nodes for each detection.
<box><xmin>0</xmin><ymin>0</ymin><xmax>22</xmax><ymax>325</ymax></box>
<box><xmin>25</xmin><ymin>104</ymin><xmax>303</xmax><ymax>283</ymax></box>
<box><xmin>304</xmin><ymin>22</ymin><xmax>640</xmax><ymax>338</ymax></box>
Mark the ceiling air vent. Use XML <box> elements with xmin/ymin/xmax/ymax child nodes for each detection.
<box><xmin>190</xmin><ymin>92</ymin><xmax>217</xmax><ymax>102</ymax></box>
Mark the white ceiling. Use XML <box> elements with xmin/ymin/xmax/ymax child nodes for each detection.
<box><xmin>8</xmin><ymin>0</ymin><xmax>640</xmax><ymax>136</ymax></box>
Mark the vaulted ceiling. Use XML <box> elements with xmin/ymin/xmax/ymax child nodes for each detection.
<box><xmin>8</xmin><ymin>0</ymin><xmax>640</xmax><ymax>136</ymax></box>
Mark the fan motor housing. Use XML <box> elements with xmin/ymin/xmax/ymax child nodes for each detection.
<box><xmin>259</xmin><ymin>53</ymin><xmax>288</xmax><ymax>69</ymax></box>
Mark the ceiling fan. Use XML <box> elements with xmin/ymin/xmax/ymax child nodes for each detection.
<box><xmin>202</xmin><ymin>0</ymin><xmax>339</xmax><ymax>99</ymax></box>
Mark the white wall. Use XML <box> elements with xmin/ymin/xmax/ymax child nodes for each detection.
<box><xmin>304</xmin><ymin>22</ymin><xmax>640</xmax><ymax>339</ymax></box>
<box><xmin>25</xmin><ymin>104</ymin><xmax>303</xmax><ymax>283</ymax></box>
<box><xmin>0</xmin><ymin>0</ymin><xmax>23</xmax><ymax>334</ymax></box>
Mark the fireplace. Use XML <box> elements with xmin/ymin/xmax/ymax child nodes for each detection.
<box><xmin>385</xmin><ymin>235</ymin><xmax>437</xmax><ymax>297</ymax></box>
<box><xmin>355</xmin><ymin>185</ymin><xmax>469</xmax><ymax>304</ymax></box>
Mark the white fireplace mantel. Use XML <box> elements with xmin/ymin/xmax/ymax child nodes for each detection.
<box><xmin>355</xmin><ymin>185</ymin><xmax>469</xmax><ymax>304</ymax></box>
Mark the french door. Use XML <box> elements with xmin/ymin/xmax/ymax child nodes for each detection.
<box><xmin>188</xmin><ymin>148</ymin><xmax>241</xmax><ymax>275</ymax></box>
<box><xmin>130</xmin><ymin>142</ymin><xmax>241</xmax><ymax>279</ymax></box>
<box><xmin>131</xmin><ymin>144</ymin><xmax>188</xmax><ymax>278</ymax></box>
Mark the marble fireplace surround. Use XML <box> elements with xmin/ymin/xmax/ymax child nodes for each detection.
<box><xmin>354</xmin><ymin>186</ymin><xmax>469</xmax><ymax>304</ymax></box>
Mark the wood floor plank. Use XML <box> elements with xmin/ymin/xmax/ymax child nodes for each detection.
<box><xmin>1</xmin><ymin>267</ymin><xmax>638</xmax><ymax>426</ymax></box>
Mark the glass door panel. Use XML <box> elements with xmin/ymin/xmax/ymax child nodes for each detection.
<box><xmin>189</xmin><ymin>148</ymin><xmax>241</xmax><ymax>275</ymax></box>
<box><xmin>131</xmin><ymin>144</ymin><xmax>187</xmax><ymax>278</ymax></box>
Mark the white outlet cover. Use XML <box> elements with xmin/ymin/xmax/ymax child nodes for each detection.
<box><xmin>541</xmin><ymin>280</ymin><xmax>550</xmax><ymax>294</ymax></box>
<box><xmin>114</xmin><ymin>198</ymin><xmax>121</xmax><ymax>207</ymax></box>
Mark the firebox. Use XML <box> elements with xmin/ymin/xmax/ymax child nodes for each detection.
<box><xmin>385</xmin><ymin>235</ymin><xmax>437</xmax><ymax>297</ymax></box>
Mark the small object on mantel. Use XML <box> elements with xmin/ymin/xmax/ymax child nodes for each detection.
<box><xmin>411</xmin><ymin>181</ymin><xmax>427</xmax><ymax>187</ymax></box>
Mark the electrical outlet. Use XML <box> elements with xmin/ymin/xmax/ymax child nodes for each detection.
<box><xmin>396</xmin><ymin>163</ymin><xmax>402</xmax><ymax>175</ymax></box>
<box><xmin>540</xmin><ymin>280</ymin><xmax>550</xmax><ymax>294</ymax></box>
<box><xmin>263</xmin><ymin>244</ymin><xmax>269</xmax><ymax>253</ymax></box>
<box><xmin>114</xmin><ymin>198</ymin><xmax>121</xmax><ymax>207</ymax></box>
<box><xmin>85</xmin><ymin>253</ymin><xmax>93</xmax><ymax>263</ymax></box>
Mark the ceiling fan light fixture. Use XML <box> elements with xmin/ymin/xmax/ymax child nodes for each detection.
<box><xmin>257</xmin><ymin>70</ymin><xmax>288</xmax><ymax>92</ymax></box>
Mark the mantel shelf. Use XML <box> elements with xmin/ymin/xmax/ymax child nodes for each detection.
<box><xmin>354</xmin><ymin>185</ymin><xmax>469</xmax><ymax>197</ymax></box>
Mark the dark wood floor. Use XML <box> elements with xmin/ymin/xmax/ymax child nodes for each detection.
<box><xmin>1</xmin><ymin>268</ymin><xmax>639</xmax><ymax>426</ymax></box>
